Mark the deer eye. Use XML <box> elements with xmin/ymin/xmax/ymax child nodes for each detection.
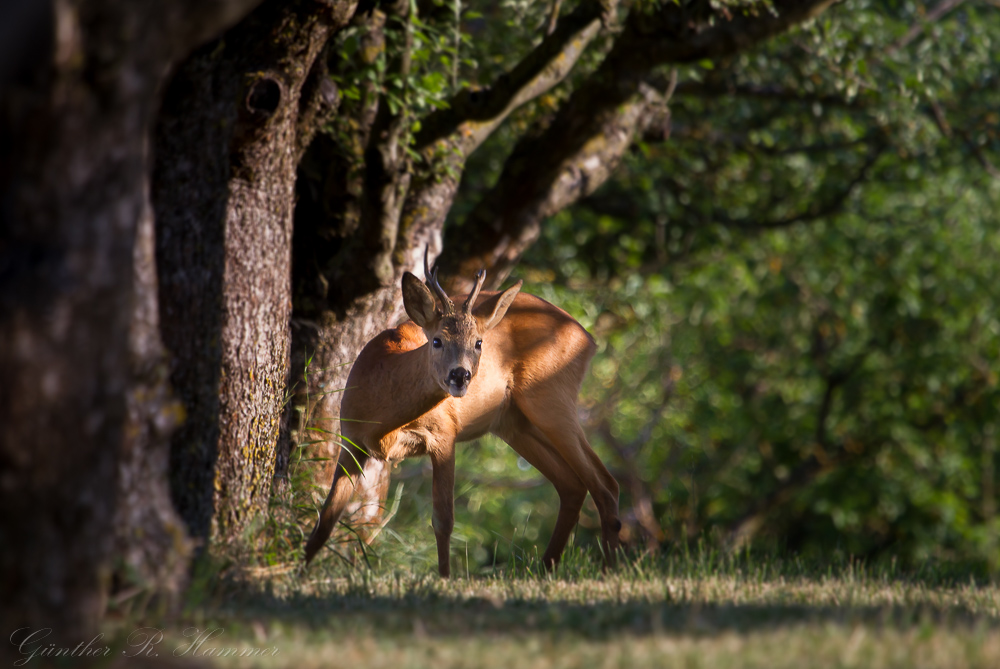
<box><xmin>475</xmin><ymin>340</ymin><xmax>482</xmax><ymax>351</ymax></box>
<box><xmin>432</xmin><ymin>338</ymin><xmax>442</xmax><ymax>349</ymax></box>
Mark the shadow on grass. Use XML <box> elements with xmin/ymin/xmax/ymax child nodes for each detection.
<box><xmin>184</xmin><ymin>574</ymin><xmax>999</xmax><ymax>641</ymax></box>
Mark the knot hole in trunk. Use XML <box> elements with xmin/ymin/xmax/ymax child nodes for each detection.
<box><xmin>246</xmin><ymin>77</ymin><xmax>282</xmax><ymax>117</ymax></box>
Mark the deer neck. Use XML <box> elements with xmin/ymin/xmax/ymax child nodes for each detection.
<box><xmin>376</xmin><ymin>344</ymin><xmax>451</xmax><ymax>431</ymax></box>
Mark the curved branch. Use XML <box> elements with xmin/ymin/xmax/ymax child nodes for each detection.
<box><xmin>885</xmin><ymin>0</ymin><xmax>967</xmax><ymax>56</ymax></box>
<box><xmin>714</xmin><ymin>141</ymin><xmax>885</xmax><ymax>231</ymax></box>
<box><xmin>671</xmin><ymin>79</ymin><xmax>867</xmax><ymax>110</ymax></box>
<box><xmin>725</xmin><ymin>348</ymin><xmax>872</xmax><ymax>551</ymax></box>
<box><xmin>414</xmin><ymin>0</ymin><xmax>611</xmax><ymax>157</ymax></box>
<box><xmin>392</xmin><ymin>0</ymin><xmax>617</xmax><ymax>282</ymax></box>
<box><xmin>630</xmin><ymin>0</ymin><xmax>839</xmax><ymax>67</ymax></box>
<box><xmin>440</xmin><ymin>0</ymin><xmax>839</xmax><ymax>290</ymax></box>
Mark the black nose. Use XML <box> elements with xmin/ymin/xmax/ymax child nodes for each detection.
<box><xmin>448</xmin><ymin>368</ymin><xmax>471</xmax><ymax>387</ymax></box>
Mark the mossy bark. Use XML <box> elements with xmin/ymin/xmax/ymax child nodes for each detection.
<box><xmin>153</xmin><ymin>0</ymin><xmax>354</xmax><ymax>544</ymax></box>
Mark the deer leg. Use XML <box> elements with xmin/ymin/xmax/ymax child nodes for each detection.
<box><xmin>582</xmin><ymin>443</ymin><xmax>622</xmax><ymax>566</ymax></box>
<box><xmin>429</xmin><ymin>446</ymin><xmax>456</xmax><ymax>578</ymax></box>
<box><xmin>497</xmin><ymin>416</ymin><xmax>587</xmax><ymax>570</ymax></box>
<box><xmin>303</xmin><ymin>444</ymin><xmax>370</xmax><ymax>565</ymax></box>
<box><xmin>515</xmin><ymin>397</ymin><xmax>622</xmax><ymax>568</ymax></box>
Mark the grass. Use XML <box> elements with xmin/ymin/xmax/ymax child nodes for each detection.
<box><xmin>149</xmin><ymin>361</ymin><xmax>997</xmax><ymax>667</ymax></box>
<box><xmin>104</xmin><ymin>547</ymin><xmax>1000</xmax><ymax>668</ymax></box>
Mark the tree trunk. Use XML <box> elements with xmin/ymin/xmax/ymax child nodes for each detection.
<box><xmin>0</xmin><ymin>0</ymin><xmax>260</xmax><ymax>646</ymax></box>
<box><xmin>114</xmin><ymin>190</ymin><xmax>192</xmax><ymax>604</ymax></box>
<box><xmin>153</xmin><ymin>0</ymin><xmax>353</xmax><ymax>544</ymax></box>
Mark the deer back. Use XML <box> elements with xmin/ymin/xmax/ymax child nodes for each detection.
<box><xmin>340</xmin><ymin>290</ymin><xmax>596</xmax><ymax>458</ymax></box>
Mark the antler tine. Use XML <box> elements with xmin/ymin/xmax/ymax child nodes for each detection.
<box><xmin>423</xmin><ymin>245</ymin><xmax>454</xmax><ymax>314</ymax></box>
<box><xmin>462</xmin><ymin>269</ymin><xmax>486</xmax><ymax>313</ymax></box>
<box><xmin>431</xmin><ymin>268</ymin><xmax>455</xmax><ymax>315</ymax></box>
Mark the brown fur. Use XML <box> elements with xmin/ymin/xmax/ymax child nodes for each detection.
<box><xmin>304</xmin><ymin>280</ymin><xmax>621</xmax><ymax>577</ymax></box>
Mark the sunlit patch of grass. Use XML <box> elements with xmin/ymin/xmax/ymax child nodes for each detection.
<box><xmin>117</xmin><ymin>548</ymin><xmax>1000</xmax><ymax>669</ymax></box>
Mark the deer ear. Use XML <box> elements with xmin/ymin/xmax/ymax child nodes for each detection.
<box><xmin>402</xmin><ymin>271</ymin><xmax>439</xmax><ymax>328</ymax></box>
<box><xmin>473</xmin><ymin>280</ymin><xmax>522</xmax><ymax>331</ymax></box>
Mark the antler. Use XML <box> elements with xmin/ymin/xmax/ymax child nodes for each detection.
<box><xmin>423</xmin><ymin>246</ymin><xmax>455</xmax><ymax>315</ymax></box>
<box><xmin>462</xmin><ymin>269</ymin><xmax>486</xmax><ymax>313</ymax></box>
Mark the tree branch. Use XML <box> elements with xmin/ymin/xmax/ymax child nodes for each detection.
<box><xmin>671</xmin><ymin>79</ymin><xmax>867</xmax><ymax>110</ymax></box>
<box><xmin>296</xmin><ymin>48</ymin><xmax>341</xmax><ymax>162</ymax></box>
<box><xmin>440</xmin><ymin>0</ymin><xmax>840</xmax><ymax>290</ymax></box>
<box><xmin>956</xmin><ymin>127</ymin><xmax>1000</xmax><ymax>180</ymax></box>
<box><xmin>390</xmin><ymin>0</ymin><xmax>618</xmax><ymax>282</ymax></box>
<box><xmin>581</xmin><ymin>356</ymin><xmax>676</xmax><ymax>548</ymax></box>
<box><xmin>725</xmin><ymin>345</ymin><xmax>872</xmax><ymax>550</ymax></box>
<box><xmin>626</xmin><ymin>0</ymin><xmax>840</xmax><ymax>68</ymax></box>
<box><xmin>725</xmin><ymin>381</ymin><xmax>849</xmax><ymax>551</ymax></box>
<box><xmin>708</xmin><ymin>140</ymin><xmax>886</xmax><ymax>231</ymax></box>
<box><xmin>414</xmin><ymin>0</ymin><xmax>610</xmax><ymax>157</ymax></box>
<box><xmin>660</xmin><ymin>123</ymin><xmax>877</xmax><ymax>157</ymax></box>
<box><xmin>593</xmin><ymin>407</ymin><xmax>670</xmax><ymax>547</ymax></box>
<box><xmin>885</xmin><ymin>0</ymin><xmax>967</xmax><ymax>56</ymax></box>
<box><xmin>358</xmin><ymin>3</ymin><xmax>415</xmax><ymax>286</ymax></box>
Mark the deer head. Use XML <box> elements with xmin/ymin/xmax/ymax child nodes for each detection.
<box><xmin>401</xmin><ymin>251</ymin><xmax>521</xmax><ymax>398</ymax></box>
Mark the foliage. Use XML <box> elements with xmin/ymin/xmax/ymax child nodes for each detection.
<box><xmin>287</xmin><ymin>0</ymin><xmax>1000</xmax><ymax>572</ymax></box>
<box><xmin>369</xmin><ymin>0</ymin><xmax>1000</xmax><ymax>569</ymax></box>
<box><xmin>508</xmin><ymin>0</ymin><xmax>1000</xmax><ymax>565</ymax></box>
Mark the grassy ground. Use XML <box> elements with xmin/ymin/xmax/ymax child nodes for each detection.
<box><xmin>106</xmin><ymin>548</ymin><xmax>1000</xmax><ymax>669</ymax></box>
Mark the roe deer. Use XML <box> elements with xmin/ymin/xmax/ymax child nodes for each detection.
<box><xmin>303</xmin><ymin>253</ymin><xmax>621</xmax><ymax>576</ymax></box>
